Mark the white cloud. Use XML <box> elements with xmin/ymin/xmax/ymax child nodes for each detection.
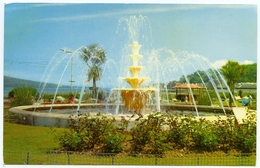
<box><xmin>211</xmin><ymin>59</ymin><xmax>255</xmax><ymax>69</ymax></box>
<box><xmin>211</xmin><ymin>60</ymin><xmax>228</xmax><ymax>69</ymax></box>
<box><xmin>31</xmin><ymin>6</ymin><xmax>176</xmax><ymax>22</ymax></box>
<box><xmin>239</xmin><ymin>60</ymin><xmax>254</xmax><ymax>65</ymax></box>
<box><xmin>31</xmin><ymin>4</ymin><xmax>256</xmax><ymax>23</ymax></box>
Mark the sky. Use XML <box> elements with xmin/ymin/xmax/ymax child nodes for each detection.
<box><xmin>2</xmin><ymin>1</ymin><xmax>258</xmax><ymax>89</ymax></box>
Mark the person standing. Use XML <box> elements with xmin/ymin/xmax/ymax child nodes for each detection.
<box><xmin>185</xmin><ymin>96</ymin><xmax>188</xmax><ymax>103</ymax></box>
<box><xmin>248</xmin><ymin>94</ymin><xmax>253</xmax><ymax>106</ymax></box>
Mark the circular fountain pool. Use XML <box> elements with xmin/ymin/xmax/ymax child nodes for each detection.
<box><xmin>8</xmin><ymin>103</ymin><xmax>231</xmax><ymax>128</ymax></box>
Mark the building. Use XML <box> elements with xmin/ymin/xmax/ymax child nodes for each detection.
<box><xmin>174</xmin><ymin>83</ymin><xmax>205</xmax><ymax>101</ymax></box>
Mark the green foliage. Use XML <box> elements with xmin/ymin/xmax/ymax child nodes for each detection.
<box><xmin>41</xmin><ymin>92</ymin><xmax>93</xmax><ymax>102</ymax></box>
<box><xmin>57</xmin><ymin>130</ymin><xmax>84</xmax><ymax>151</ymax></box>
<box><xmin>212</xmin><ymin>116</ymin><xmax>236</xmax><ymax>152</ymax></box>
<box><xmin>197</xmin><ymin>94</ymin><xmax>211</xmax><ymax>106</ymax></box>
<box><xmin>129</xmin><ymin>112</ymin><xmax>170</xmax><ymax>154</ymax></box>
<box><xmin>56</xmin><ymin>111</ymin><xmax>256</xmax><ymax>154</ymax></box>
<box><xmin>233</xmin><ymin>112</ymin><xmax>256</xmax><ymax>153</ymax></box>
<box><xmin>8</xmin><ymin>87</ymin><xmax>39</xmax><ymax>107</ymax></box>
<box><xmin>221</xmin><ymin>61</ymin><xmax>245</xmax><ymax>106</ymax></box>
<box><xmin>103</xmin><ymin>130</ymin><xmax>125</xmax><ymax>153</ymax></box>
<box><xmin>98</xmin><ymin>90</ymin><xmax>106</xmax><ymax>100</ymax></box>
<box><xmin>179</xmin><ymin>70</ymin><xmax>210</xmax><ymax>84</ymax></box>
<box><xmin>166</xmin><ymin>113</ymin><xmax>194</xmax><ymax>148</ymax></box>
<box><xmin>56</xmin><ymin>112</ymin><xmax>127</xmax><ymax>153</ymax></box>
<box><xmin>80</xmin><ymin>44</ymin><xmax>107</xmax><ymax>99</ymax></box>
<box><xmin>191</xmin><ymin>118</ymin><xmax>219</xmax><ymax>151</ymax></box>
<box><xmin>179</xmin><ymin>63</ymin><xmax>256</xmax><ymax>84</ymax></box>
<box><xmin>239</xmin><ymin>63</ymin><xmax>257</xmax><ymax>83</ymax></box>
<box><xmin>238</xmin><ymin>90</ymin><xmax>243</xmax><ymax>98</ymax></box>
<box><xmin>42</xmin><ymin>93</ymin><xmax>55</xmax><ymax>101</ymax></box>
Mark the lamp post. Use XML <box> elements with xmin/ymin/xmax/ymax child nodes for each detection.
<box><xmin>60</xmin><ymin>48</ymin><xmax>74</xmax><ymax>92</ymax></box>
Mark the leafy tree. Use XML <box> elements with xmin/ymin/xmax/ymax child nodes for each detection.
<box><xmin>221</xmin><ymin>61</ymin><xmax>245</xmax><ymax>106</ymax></box>
<box><xmin>80</xmin><ymin>44</ymin><xmax>106</xmax><ymax>99</ymax></box>
<box><xmin>179</xmin><ymin>70</ymin><xmax>209</xmax><ymax>84</ymax></box>
<box><xmin>239</xmin><ymin>63</ymin><xmax>257</xmax><ymax>82</ymax></box>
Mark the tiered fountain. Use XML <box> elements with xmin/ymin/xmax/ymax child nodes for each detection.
<box><xmin>8</xmin><ymin>15</ymin><xmax>248</xmax><ymax>128</ymax></box>
<box><xmin>119</xmin><ymin>41</ymin><xmax>156</xmax><ymax>114</ymax></box>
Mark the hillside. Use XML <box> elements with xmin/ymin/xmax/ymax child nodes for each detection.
<box><xmin>4</xmin><ymin>76</ymin><xmax>61</xmax><ymax>88</ymax></box>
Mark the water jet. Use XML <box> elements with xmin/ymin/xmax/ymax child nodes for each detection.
<box><xmin>8</xmin><ymin>15</ymin><xmax>248</xmax><ymax>127</ymax></box>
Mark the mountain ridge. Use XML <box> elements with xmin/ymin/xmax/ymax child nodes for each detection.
<box><xmin>4</xmin><ymin>76</ymin><xmax>66</xmax><ymax>88</ymax></box>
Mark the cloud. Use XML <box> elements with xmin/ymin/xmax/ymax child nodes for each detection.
<box><xmin>239</xmin><ymin>60</ymin><xmax>254</xmax><ymax>65</ymax></box>
<box><xmin>211</xmin><ymin>60</ymin><xmax>228</xmax><ymax>69</ymax></box>
<box><xmin>31</xmin><ymin>4</ymin><xmax>256</xmax><ymax>23</ymax></box>
<box><xmin>212</xmin><ymin>59</ymin><xmax>255</xmax><ymax>69</ymax></box>
<box><xmin>31</xmin><ymin>6</ymin><xmax>177</xmax><ymax>22</ymax></box>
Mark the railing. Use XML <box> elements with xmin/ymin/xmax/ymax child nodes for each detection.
<box><xmin>3</xmin><ymin>150</ymin><xmax>256</xmax><ymax>166</ymax></box>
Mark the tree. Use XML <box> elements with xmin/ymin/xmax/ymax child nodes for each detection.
<box><xmin>221</xmin><ymin>61</ymin><xmax>245</xmax><ymax>106</ymax></box>
<box><xmin>179</xmin><ymin>70</ymin><xmax>209</xmax><ymax>84</ymax></box>
<box><xmin>80</xmin><ymin>44</ymin><xmax>106</xmax><ymax>99</ymax></box>
<box><xmin>239</xmin><ymin>63</ymin><xmax>257</xmax><ymax>82</ymax></box>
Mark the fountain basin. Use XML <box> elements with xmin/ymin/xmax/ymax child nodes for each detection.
<box><xmin>8</xmin><ymin>104</ymin><xmax>234</xmax><ymax>128</ymax></box>
<box><xmin>119</xmin><ymin>88</ymin><xmax>155</xmax><ymax>114</ymax></box>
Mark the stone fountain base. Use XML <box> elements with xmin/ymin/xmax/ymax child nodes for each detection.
<box><xmin>8</xmin><ymin>103</ymin><xmax>239</xmax><ymax>129</ymax></box>
<box><xmin>120</xmin><ymin>88</ymin><xmax>155</xmax><ymax>114</ymax></box>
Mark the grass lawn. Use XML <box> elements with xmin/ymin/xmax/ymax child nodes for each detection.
<box><xmin>3</xmin><ymin>107</ymin><xmax>66</xmax><ymax>164</ymax></box>
<box><xmin>3</xmin><ymin>107</ymin><xmax>256</xmax><ymax>165</ymax></box>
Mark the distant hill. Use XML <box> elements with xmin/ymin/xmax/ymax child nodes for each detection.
<box><xmin>4</xmin><ymin>76</ymin><xmax>112</xmax><ymax>94</ymax></box>
<box><xmin>4</xmin><ymin>76</ymin><xmax>61</xmax><ymax>88</ymax></box>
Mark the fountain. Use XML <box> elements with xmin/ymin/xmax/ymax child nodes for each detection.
<box><xmin>115</xmin><ymin>41</ymin><xmax>155</xmax><ymax>114</ymax></box>
<box><xmin>7</xmin><ymin>15</ymin><xmax>249</xmax><ymax>128</ymax></box>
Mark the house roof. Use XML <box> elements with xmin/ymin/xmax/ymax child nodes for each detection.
<box><xmin>174</xmin><ymin>83</ymin><xmax>205</xmax><ymax>89</ymax></box>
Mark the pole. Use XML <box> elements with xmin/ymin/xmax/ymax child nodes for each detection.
<box><xmin>60</xmin><ymin>48</ymin><xmax>74</xmax><ymax>93</ymax></box>
<box><xmin>69</xmin><ymin>55</ymin><xmax>75</xmax><ymax>92</ymax></box>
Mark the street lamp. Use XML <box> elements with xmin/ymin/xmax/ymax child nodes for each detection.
<box><xmin>60</xmin><ymin>48</ymin><xmax>74</xmax><ymax>92</ymax></box>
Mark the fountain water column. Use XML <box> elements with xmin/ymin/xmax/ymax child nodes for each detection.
<box><xmin>120</xmin><ymin>41</ymin><xmax>155</xmax><ymax>114</ymax></box>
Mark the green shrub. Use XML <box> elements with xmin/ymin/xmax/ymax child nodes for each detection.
<box><xmin>42</xmin><ymin>92</ymin><xmax>91</xmax><ymax>102</ymax></box>
<box><xmin>55</xmin><ymin>111</ymin><xmax>256</xmax><ymax>154</ymax></box>
<box><xmin>8</xmin><ymin>87</ymin><xmax>39</xmax><ymax>107</ymax></box>
<box><xmin>56</xmin><ymin>130</ymin><xmax>85</xmax><ymax>151</ymax></box>
<box><xmin>129</xmin><ymin>112</ymin><xmax>170</xmax><ymax>154</ymax></box>
<box><xmin>56</xmin><ymin>112</ymin><xmax>127</xmax><ymax>153</ymax></box>
<box><xmin>166</xmin><ymin>113</ymin><xmax>194</xmax><ymax>148</ymax></box>
<box><xmin>233</xmin><ymin>112</ymin><xmax>256</xmax><ymax>153</ymax></box>
<box><xmin>191</xmin><ymin>118</ymin><xmax>219</xmax><ymax>152</ymax></box>
<box><xmin>212</xmin><ymin>116</ymin><xmax>236</xmax><ymax>152</ymax></box>
<box><xmin>197</xmin><ymin>94</ymin><xmax>211</xmax><ymax>106</ymax></box>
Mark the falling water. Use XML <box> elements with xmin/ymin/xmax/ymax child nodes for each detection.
<box><xmin>37</xmin><ymin>15</ymin><xmax>238</xmax><ymax>117</ymax></box>
<box><xmin>49</xmin><ymin>54</ymin><xmax>73</xmax><ymax>112</ymax></box>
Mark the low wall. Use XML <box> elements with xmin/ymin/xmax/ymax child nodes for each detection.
<box><xmin>161</xmin><ymin>104</ymin><xmax>233</xmax><ymax>114</ymax></box>
<box><xmin>8</xmin><ymin>105</ymin><xmax>72</xmax><ymax>127</ymax></box>
<box><xmin>8</xmin><ymin>104</ymin><xmax>141</xmax><ymax>128</ymax></box>
<box><xmin>8</xmin><ymin>104</ymin><xmax>233</xmax><ymax>128</ymax></box>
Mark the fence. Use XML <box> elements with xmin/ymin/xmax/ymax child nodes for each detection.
<box><xmin>3</xmin><ymin>150</ymin><xmax>256</xmax><ymax>166</ymax></box>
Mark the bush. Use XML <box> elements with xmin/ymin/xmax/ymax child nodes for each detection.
<box><xmin>56</xmin><ymin>112</ymin><xmax>127</xmax><ymax>153</ymax></box>
<box><xmin>55</xmin><ymin>111</ymin><xmax>256</xmax><ymax>154</ymax></box>
<box><xmin>197</xmin><ymin>94</ymin><xmax>211</xmax><ymax>106</ymax></box>
<box><xmin>212</xmin><ymin>116</ymin><xmax>236</xmax><ymax>152</ymax></box>
<box><xmin>191</xmin><ymin>118</ymin><xmax>219</xmax><ymax>151</ymax></box>
<box><xmin>166</xmin><ymin>113</ymin><xmax>194</xmax><ymax>148</ymax></box>
<box><xmin>129</xmin><ymin>112</ymin><xmax>170</xmax><ymax>154</ymax></box>
<box><xmin>233</xmin><ymin>112</ymin><xmax>256</xmax><ymax>153</ymax></box>
<box><xmin>42</xmin><ymin>92</ymin><xmax>92</xmax><ymax>102</ymax></box>
<box><xmin>8</xmin><ymin>87</ymin><xmax>39</xmax><ymax>107</ymax></box>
